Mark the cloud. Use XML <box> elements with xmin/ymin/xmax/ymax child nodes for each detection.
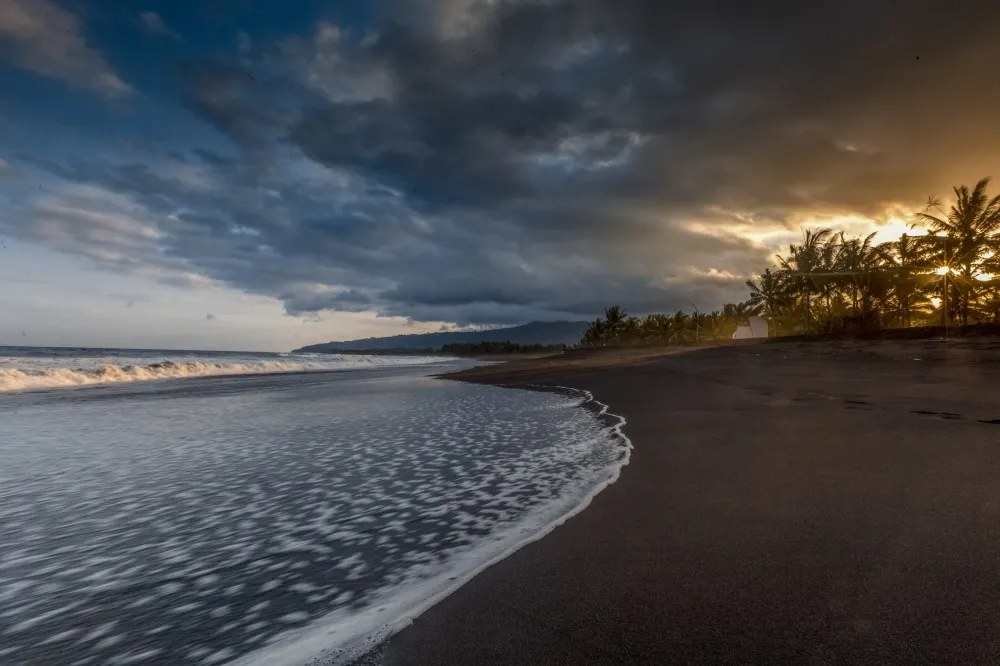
<box><xmin>384</xmin><ymin>0</ymin><xmax>499</xmax><ymax>40</ymax></box>
<box><xmin>236</xmin><ymin>30</ymin><xmax>252</xmax><ymax>54</ymax></box>
<box><xmin>139</xmin><ymin>11</ymin><xmax>179</xmax><ymax>39</ymax></box>
<box><xmin>0</xmin><ymin>178</ymin><xmax>197</xmax><ymax>282</ymax></box>
<box><xmin>206</xmin><ymin>313</ymin><xmax>216</xmax><ymax>321</ymax></box>
<box><xmin>8</xmin><ymin>0</ymin><xmax>1000</xmax><ymax>326</ymax></box>
<box><xmin>0</xmin><ymin>0</ymin><xmax>130</xmax><ymax>96</ymax></box>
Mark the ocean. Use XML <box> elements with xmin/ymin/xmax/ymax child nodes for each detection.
<box><xmin>0</xmin><ymin>347</ymin><xmax>630</xmax><ymax>665</ymax></box>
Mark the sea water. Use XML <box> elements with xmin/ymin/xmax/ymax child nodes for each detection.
<box><xmin>0</xmin><ymin>347</ymin><xmax>449</xmax><ymax>393</ymax></box>
<box><xmin>0</xmin><ymin>349</ymin><xmax>629</xmax><ymax>665</ymax></box>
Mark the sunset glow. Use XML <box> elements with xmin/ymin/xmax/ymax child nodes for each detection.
<box><xmin>2</xmin><ymin>0</ymin><xmax>1000</xmax><ymax>348</ymax></box>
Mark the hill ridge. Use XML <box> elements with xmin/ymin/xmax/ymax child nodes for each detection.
<box><xmin>294</xmin><ymin>321</ymin><xmax>588</xmax><ymax>353</ymax></box>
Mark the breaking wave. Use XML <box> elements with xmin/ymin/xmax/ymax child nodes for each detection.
<box><xmin>0</xmin><ymin>355</ymin><xmax>449</xmax><ymax>393</ymax></box>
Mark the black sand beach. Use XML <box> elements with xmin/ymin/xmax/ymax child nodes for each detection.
<box><xmin>381</xmin><ymin>339</ymin><xmax>1000</xmax><ymax>664</ymax></box>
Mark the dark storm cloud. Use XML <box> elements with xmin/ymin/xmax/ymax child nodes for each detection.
<box><xmin>12</xmin><ymin>0</ymin><xmax>1000</xmax><ymax>325</ymax></box>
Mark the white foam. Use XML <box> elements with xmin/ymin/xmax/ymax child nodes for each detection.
<box><xmin>1</xmin><ymin>373</ymin><xmax>627</xmax><ymax>663</ymax></box>
<box><xmin>0</xmin><ymin>354</ymin><xmax>449</xmax><ymax>393</ymax></box>
<box><xmin>230</xmin><ymin>386</ymin><xmax>631</xmax><ymax>666</ymax></box>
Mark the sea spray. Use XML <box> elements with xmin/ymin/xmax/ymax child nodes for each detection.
<box><xmin>0</xmin><ymin>353</ymin><xmax>450</xmax><ymax>393</ymax></box>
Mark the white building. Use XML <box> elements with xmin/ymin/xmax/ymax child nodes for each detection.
<box><xmin>733</xmin><ymin>316</ymin><xmax>769</xmax><ymax>339</ymax></box>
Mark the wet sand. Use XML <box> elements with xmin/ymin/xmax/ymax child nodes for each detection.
<box><xmin>380</xmin><ymin>338</ymin><xmax>1000</xmax><ymax>664</ymax></box>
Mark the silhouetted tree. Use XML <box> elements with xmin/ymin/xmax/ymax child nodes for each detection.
<box><xmin>579</xmin><ymin>177</ymin><xmax>1000</xmax><ymax>347</ymax></box>
<box><xmin>917</xmin><ymin>178</ymin><xmax>1000</xmax><ymax>325</ymax></box>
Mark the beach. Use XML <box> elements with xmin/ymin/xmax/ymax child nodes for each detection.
<box><xmin>381</xmin><ymin>338</ymin><xmax>1000</xmax><ymax>664</ymax></box>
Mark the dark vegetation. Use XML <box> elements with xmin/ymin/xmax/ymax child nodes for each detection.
<box><xmin>440</xmin><ymin>342</ymin><xmax>565</xmax><ymax>356</ymax></box>
<box><xmin>583</xmin><ymin>178</ymin><xmax>1000</xmax><ymax>347</ymax></box>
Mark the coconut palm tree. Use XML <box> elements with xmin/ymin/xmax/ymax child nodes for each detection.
<box><xmin>669</xmin><ymin>310</ymin><xmax>691</xmax><ymax>343</ymax></box>
<box><xmin>722</xmin><ymin>300</ymin><xmax>761</xmax><ymax>321</ymax></box>
<box><xmin>834</xmin><ymin>231</ymin><xmax>884</xmax><ymax>316</ymax></box>
<box><xmin>702</xmin><ymin>311</ymin><xmax>734</xmax><ymax>340</ymax></box>
<box><xmin>916</xmin><ymin>178</ymin><xmax>1000</xmax><ymax>324</ymax></box>
<box><xmin>980</xmin><ymin>284</ymin><xmax>1000</xmax><ymax>323</ymax></box>
<box><xmin>779</xmin><ymin>228</ymin><xmax>834</xmax><ymax>332</ymax></box>
<box><xmin>577</xmin><ymin>177</ymin><xmax>1000</xmax><ymax>346</ymax></box>
<box><xmin>640</xmin><ymin>313</ymin><xmax>671</xmax><ymax>342</ymax></box>
<box><xmin>882</xmin><ymin>233</ymin><xmax>935</xmax><ymax>327</ymax></box>
<box><xmin>603</xmin><ymin>305</ymin><xmax>628</xmax><ymax>341</ymax></box>
<box><xmin>582</xmin><ymin>318</ymin><xmax>607</xmax><ymax>347</ymax></box>
<box><xmin>806</xmin><ymin>236</ymin><xmax>839</xmax><ymax>321</ymax></box>
<box><xmin>746</xmin><ymin>268</ymin><xmax>787</xmax><ymax>333</ymax></box>
<box><xmin>620</xmin><ymin>316</ymin><xmax>640</xmax><ymax>341</ymax></box>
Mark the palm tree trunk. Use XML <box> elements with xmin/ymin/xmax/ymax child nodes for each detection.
<box><xmin>963</xmin><ymin>269</ymin><xmax>973</xmax><ymax>325</ymax></box>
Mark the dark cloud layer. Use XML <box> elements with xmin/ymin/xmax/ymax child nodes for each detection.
<box><xmin>9</xmin><ymin>0</ymin><xmax>1000</xmax><ymax>324</ymax></box>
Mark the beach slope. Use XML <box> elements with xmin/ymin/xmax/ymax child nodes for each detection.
<box><xmin>382</xmin><ymin>339</ymin><xmax>1000</xmax><ymax>664</ymax></box>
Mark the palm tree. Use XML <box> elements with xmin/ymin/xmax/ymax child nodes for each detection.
<box><xmin>779</xmin><ymin>228</ymin><xmax>834</xmax><ymax>332</ymax></box>
<box><xmin>834</xmin><ymin>231</ymin><xmax>884</xmax><ymax>316</ymax></box>
<box><xmin>582</xmin><ymin>318</ymin><xmax>606</xmax><ymax>347</ymax></box>
<box><xmin>620</xmin><ymin>316</ymin><xmax>640</xmax><ymax>341</ymax></box>
<box><xmin>882</xmin><ymin>233</ymin><xmax>934</xmax><ymax>327</ymax></box>
<box><xmin>722</xmin><ymin>300</ymin><xmax>761</xmax><ymax>321</ymax></box>
<box><xmin>980</xmin><ymin>284</ymin><xmax>1000</xmax><ymax>323</ymax></box>
<box><xmin>669</xmin><ymin>310</ymin><xmax>691</xmax><ymax>343</ymax></box>
<box><xmin>603</xmin><ymin>305</ymin><xmax>628</xmax><ymax>341</ymax></box>
<box><xmin>746</xmin><ymin>268</ymin><xmax>786</xmax><ymax>334</ymax></box>
<box><xmin>702</xmin><ymin>311</ymin><xmax>732</xmax><ymax>340</ymax></box>
<box><xmin>577</xmin><ymin>176</ymin><xmax>1000</xmax><ymax>346</ymax></box>
<box><xmin>814</xmin><ymin>238</ymin><xmax>840</xmax><ymax>321</ymax></box>
<box><xmin>916</xmin><ymin>178</ymin><xmax>1000</xmax><ymax>324</ymax></box>
<box><xmin>640</xmin><ymin>313</ymin><xmax>671</xmax><ymax>342</ymax></box>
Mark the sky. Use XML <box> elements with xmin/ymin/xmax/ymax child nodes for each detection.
<box><xmin>1</xmin><ymin>0</ymin><xmax>999</xmax><ymax>351</ymax></box>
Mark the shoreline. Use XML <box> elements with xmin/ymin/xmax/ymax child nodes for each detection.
<box><xmin>339</xmin><ymin>385</ymin><xmax>632</xmax><ymax>666</ymax></box>
<box><xmin>240</xmin><ymin>381</ymin><xmax>631</xmax><ymax>666</ymax></box>
<box><xmin>377</xmin><ymin>337</ymin><xmax>1000</xmax><ymax>664</ymax></box>
<box><xmin>347</xmin><ymin>386</ymin><xmax>633</xmax><ymax>666</ymax></box>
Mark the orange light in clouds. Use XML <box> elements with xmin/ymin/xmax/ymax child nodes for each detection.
<box><xmin>787</xmin><ymin>214</ymin><xmax>928</xmax><ymax>245</ymax></box>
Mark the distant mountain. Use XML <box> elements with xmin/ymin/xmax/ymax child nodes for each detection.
<box><xmin>294</xmin><ymin>321</ymin><xmax>589</xmax><ymax>353</ymax></box>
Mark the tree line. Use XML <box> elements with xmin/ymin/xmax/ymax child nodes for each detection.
<box><xmin>441</xmin><ymin>341</ymin><xmax>566</xmax><ymax>355</ymax></box>
<box><xmin>582</xmin><ymin>178</ymin><xmax>1000</xmax><ymax>347</ymax></box>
